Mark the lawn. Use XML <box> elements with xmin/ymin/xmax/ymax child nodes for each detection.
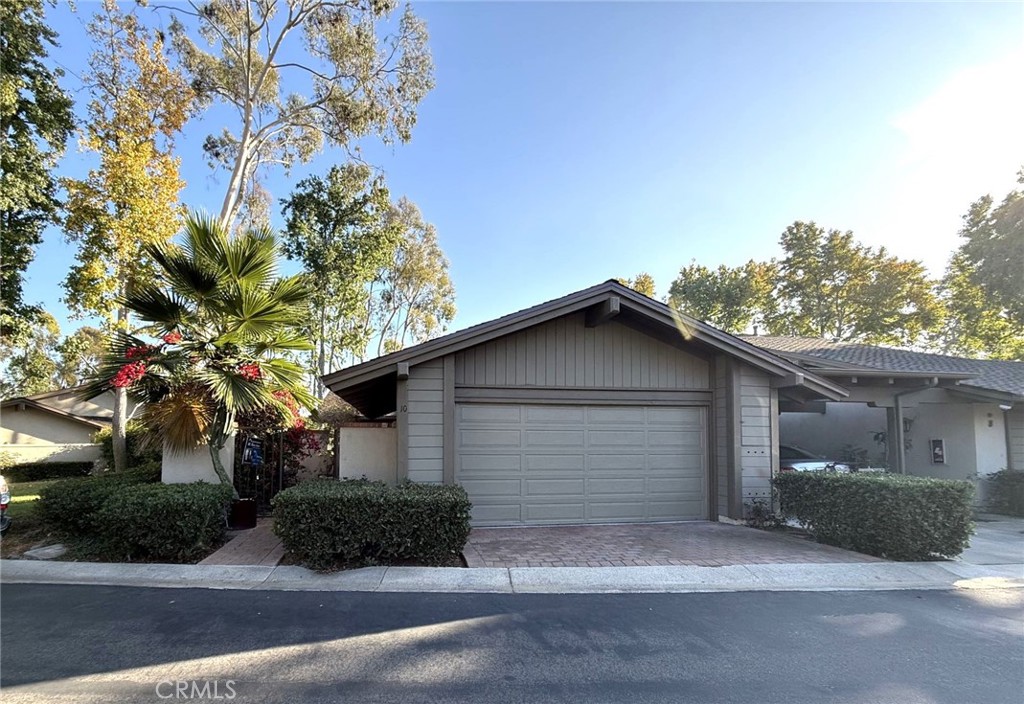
<box><xmin>1</xmin><ymin>478</ymin><xmax>64</xmax><ymax>558</ymax></box>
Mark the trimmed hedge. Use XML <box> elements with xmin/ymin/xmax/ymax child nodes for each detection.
<box><xmin>37</xmin><ymin>462</ymin><xmax>161</xmax><ymax>534</ymax></box>
<box><xmin>775</xmin><ymin>472</ymin><xmax>974</xmax><ymax>561</ymax></box>
<box><xmin>95</xmin><ymin>482</ymin><xmax>233</xmax><ymax>562</ymax></box>
<box><xmin>2</xmin><ymin>461</ymin><xmax>93</xmax><ymax>483</ymax></box>
<box><xmin>273</xmin><ymin>480</ymin><xmax>472</xmax><ymax>570</ymax></box>
<box><xmin>987</xmin><ymin>469</ymin><xmax>1024</xmax><ymax>517</ymax></box>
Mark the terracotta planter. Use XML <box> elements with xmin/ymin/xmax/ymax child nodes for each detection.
<box><xmin>228</xmin><ymin>498</ymin><xmax>257</xmax><ymax>530</ymax></box>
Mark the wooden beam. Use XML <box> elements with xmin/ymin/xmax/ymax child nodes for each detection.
<box><xmin>771</xmin><ymin>372</ymin><xmax>804</xmax><ymax>389</ymax></box>
<box><xmin>396</xmin><ymin>362</ymin><xmax>410</xmax><ymax>380</ymax></box>
<box><xmin>584</xmin><ymin>295</ymin><xmax>621</xmax><ymax>327</ymax></box>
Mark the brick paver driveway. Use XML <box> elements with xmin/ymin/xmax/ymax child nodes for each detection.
<box><xmin>463</xmin><ymin>522</ymin><xmax>879</xmax><ymax>568</ymax></box>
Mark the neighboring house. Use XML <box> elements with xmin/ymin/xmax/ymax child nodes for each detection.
<box><xmin>324</xmin><ymin>280</ymin><xmax>847</xmax><ymax>526</ymax></box>
<box><xmin>742</xmin><ymin>336</ymin><xmax>1024</xmax><ymax>499</ymax></box>
<box><xmin>0</xmin><ymin>387</ymin><xmax>142</xmax><ymax>465</ymax></box>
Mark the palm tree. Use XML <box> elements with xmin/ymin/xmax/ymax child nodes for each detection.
<box><xmin>84</xmin><ymin>213</ymin><xmax>314</xmax><ymax>494</ymax></box>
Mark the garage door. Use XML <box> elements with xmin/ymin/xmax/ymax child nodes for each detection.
<box><xmin>455</xmin><ymin>404</ymin><xmax>708</xmax><ymax>526</ymax></box>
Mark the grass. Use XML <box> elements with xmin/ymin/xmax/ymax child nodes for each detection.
<box><xmin>0</xmin><ymin>478</ymin><xmax>65</xmax><ymax>558</ymax></box>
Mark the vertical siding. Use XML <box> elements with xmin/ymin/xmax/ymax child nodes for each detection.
<box><xmin>453</xmin><ymin>312</ymin><xmax>710</xmax><ymax>389</ymax></box>
<box><xmin>714</xmin><ymin>358</ymin><xmax>730</xmax><ymax>515</ymax></box>
<box><xmin>739</xmin><ymin>365</ymin><xmax>773</xmax><ymax>500</ymax></box>
<box><xmin>407</xmin><ymin>359</ymin><xmax>444</xmax><ymax>483</ymax></box>
<box><xmin>1009</xmin><ymin>409</ymin><xmax>1024</xmax><ymax>471</ymax></box>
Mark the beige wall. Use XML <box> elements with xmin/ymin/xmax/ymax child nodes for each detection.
<box><xmin>162</xmin><ymin>440</ymin><xmax>235</xmax><ymax>485</ymax></box>
<box><xmin>0</xmin><ymin>443</ymin><xmax>102</xmax><ymax>465</ymax></box>
<box><xmin>1</xmin><ymin>406</ymin><xmax>99</xmax><ymax>445</ymax></box>
<box><xmin>337</xmin><ymin>426</ymin><xmax>397</xmax><ymax>483</ymax></box>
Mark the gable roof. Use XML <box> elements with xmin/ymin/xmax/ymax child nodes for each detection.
<box><xmin>324</xmin><ymin>281</ymin><xmax>847</xmax><ymax>415</ymax></box>
<box><xmin>744</xmin><ymin>336</ymin><xmax>1024</xmax><ymax>401</ymax></box>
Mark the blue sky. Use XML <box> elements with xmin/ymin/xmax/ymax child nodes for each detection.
<box><xmin>26</xmin><ymin>1</ymin><xmax>1024</xmax><ymax>339</ymax></box>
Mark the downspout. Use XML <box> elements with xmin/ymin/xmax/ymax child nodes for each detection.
<box><xmin>892</xmin><ymin>378</ymin><xmax>938</xmax><ymax>474</ymax></box>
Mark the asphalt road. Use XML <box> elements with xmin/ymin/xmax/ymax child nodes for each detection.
<box><xmin>1</xmin><ymin>584</ymin><xmax>1022</xmax><ymax>704</ymax></box>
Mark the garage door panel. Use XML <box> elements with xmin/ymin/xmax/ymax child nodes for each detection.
<box><xmin>459</xmin><ymin>429</ymin><xmax>521</xmax><ymax>447</ymax></box>
<box><xmin>458</xmin><ymin>453</ymin><xmax>521</xmax><ymax>472</ymax></box>
<box><xmin>525</xmin><ymin>430</ymin><xmax>585</xmax><ymax>446</ymax></box>
<box><xmin>525</xmin><ymin>503</ymin><xmax>586</xmax><ymax>522</ymax></box>
<box><xmin>525</xmin><ymin>478</ymin><xmax>585</xmax><ymax>496</ymax></box>
<box><xmin>588</xmin><ymin>430</ymin><xmax>646</xmax><ymax>446</ymax></box>
<box><xmin>587</xmin><ymin>407</ymin><xmax>646</xmax><ymax>424</ymax></box>
<box><xmin>459</xmin><ymin>478</ymin><xmax>521</xmax><ymax>497</ymax></box>
<box><xmin>589</xmin><ymin>501</ymin><xmax>646</xmax><ymax>520</ymax></box>
<box><xmin>647</xmin><ymin>453</ymin><xmax>704</xmax><ymax>470</ymax></box>
<box><xmin>472</xmin><ymin>504</ymin><xmax>522</xmax><ymax>524</ymax></box>
<box><xmin>525</xmin><ymin>406</ymin><xmax>586</xmax><ymax>424</ymax></box>
<box><xmin>647</xmin><ymin>407</ymin><xmax>703</xmax><ymax>426</ymax></box>
<box><xmin>459</xmin><ymin>405</ymin><xmax>521</xmax><ymax>424</ymax></box>
<box><xmin>525</xmin><ymin>454</ymin><xmax>585</xmax><ymax>471</ymax></box>
<box><xmin>589</xmin><ymin>454</ymin><xmax>645</xmax><ymax>471</ymax></box>
<box><xmin>455</xmin><ymin>403</ymin><xmax>708</xmax><ymax>525</ymax></box>
<box><xmin>589</xmin><ymin>477</ymin><xmax>645</xmax><ymax>495</ymax></box>
<box><xmin>649</xmin><ymin>476</ymin><xmax>704</xmax><ymax>494</ymax></box>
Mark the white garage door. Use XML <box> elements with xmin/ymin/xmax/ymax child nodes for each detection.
<box><xmin>455</xmin><ymin>404</ymin><xmax>708</xmax><ymax>526</ymax></box>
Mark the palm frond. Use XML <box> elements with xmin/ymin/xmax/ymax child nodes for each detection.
<box><xmin>140</xmin><ymin>386</ymin><xmax>215</xmax><ymax>454</ymax></box>
<box><xmin>197</xmin><ymin>367</ymin><xmax>269</xmax><ymax>413</ymax></box>
<box><xmin>252</xmin><ymin>332</ymin><xmax>314</xmax><ymax>355</ymax></box>
<box><xmin>260</xmin><ymin>357</ymin><xmax>309</xmax><ymax>393</ymax></box>
<box><xmin>123</xmin><ymin>287</ymin><xmax>193</xmax><ymax>330</ymax></box>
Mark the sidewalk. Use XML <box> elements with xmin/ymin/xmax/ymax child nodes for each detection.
<box><xmin>2</xmin><ymin>558</ymin><xmax>1021</xmax><ymax>594</ymax></box>
<box><xmin>199</xmin><ymin>519</ymin><xmax>284</xmax><ymax>567</ymax></box>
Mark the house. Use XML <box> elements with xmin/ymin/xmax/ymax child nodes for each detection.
<box><xmin>742</xmin><ymin>337</ymin><xmax>1024</xmax><ymax>496</ymax></box>
<box><xmin>0</xmin><ymin>387</ymin><xmax>142</xmax><ymax>465</ymax></box>
<box><xmin>324</xmin><ymin>280</ymin><xmax>847</xmax><ymax>525</ymax></box>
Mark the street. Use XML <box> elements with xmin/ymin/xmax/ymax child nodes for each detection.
<box><xmin>2</xmin><ymin>584</ymin><xmax>1022</xmax><ymax>703</ymax></box>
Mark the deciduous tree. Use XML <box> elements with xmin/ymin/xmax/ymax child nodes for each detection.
<box><xmin>62</xmin><ymin>0</ymin><xmax>195</xmax><ymax>470</ymax></box>
<box><xmin>617</xmin><ymin>273</ymin><xmax>656</xmax><ymax>298</ymax></box>
<box><xmin>165</xmin><ymin>0</ymin><xmax>434</xmax><ymax>229</ymax></box>
<box><xmin>668</xmin><ymin>260</ymin><xmax>776</xmax><ymax>333</ymax></box>
<box><xmin>0</xmin><ymin>0</ymin><xmax>75</xmax><ymax>341</ymax></box>
<box><xmin>0</xmin><ymin>312</ymin><xmax>61</xmax><ymax>398</ymax></box>
<box><xmin>281</xmin><ymin>164</ymin><xmax>399</xmax><ymax>395</ymax></box>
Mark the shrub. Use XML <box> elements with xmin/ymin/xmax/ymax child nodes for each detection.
<box><xmin>987</xmin><ymin>469</ymin><xmax>1024</xmax><ymax>517</ymax></box>
<box><xmin>95</xmin><ymin>482</ymin><xmax>233</xmax><ymax>562</ymax></box>
<box><xmin>774</xmin><ymin>472</ymin><xmax>973</xmax><ymax>561</ymax></box>
<box><xmin>94</xmin><ymin>421</ymin><xmax>161</xmax><ymax>467</ymax></box>
<box><xmin>273</xmin><ymin>479</ymin><xmax>472</xmax><ymax>570</ymax></box>
<box><xmin>37</xmin><ymin>464</ymin><xmax>161</xmax><ymax>534</ymax></box>
<box><xmin>2</xmin><ymin>461</ymin><xmax>93</xmax><ymax>483</ymax></box>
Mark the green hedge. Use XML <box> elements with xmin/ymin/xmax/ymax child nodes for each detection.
<box><xmin>2</xmin><ymin>461</ymin><xmax>93</xmax><ymax>483</ymax></box>
<box><xmin>95</xmin><ymin>482</ymin><xmax>233</xmax><ymax>562</ymax></box>
<box><xmin>987</xmin><ymin>469</ymin><xmax>1024</xmax><ymax>517</ymax></box>
<box><xmin>94</xmin><ymin>421</ymin><xmax>162</xmax><ymax>467</ymax></box>
<box><xmin>775</xmin><ymin>472</ymin><xmax>974</xmax><ymax>561</ymax></box>
<box><xmin>37</xmin><ymin>463</ymin><xmax>161</xmax><ymax>534</ymax></box>
<box><xmin>273</xmin><ymin>480</ymin><xmax>472</xmax><ymax>570</ymax></box>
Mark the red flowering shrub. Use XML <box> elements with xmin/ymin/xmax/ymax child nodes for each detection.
<box><xmin>238</xmin><ymin>363</ymin><xmax>262</xmax><ymax>381</ymax></box>
<box><xmin>162</xmin><ymin>331</ymin><xmax>183</xmax><ymax>344</ymax></box>
<box><xmin>125</xmin><ymin>346</ymin><xmax>153</xmax><ymax>360</ymax></box>
<box><xmin>112</xmin><ymin>361</ymin><xmax>148</xmax><ymax>388</ymax></box>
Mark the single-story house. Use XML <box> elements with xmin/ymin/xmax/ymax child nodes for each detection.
<box><xmin>741</xmin><ymin>336</ymin><xmax>1024</xmax><ymax>495</ymax></box>
<box><xmin>324</xmin><ymin>280</ymin><xmax>848</xmax><ymax>525</ymax></box>
<box><xmin>0</xmin><ymin>387</ymin><xmax>142</xmax><ymax>465</ymax></box>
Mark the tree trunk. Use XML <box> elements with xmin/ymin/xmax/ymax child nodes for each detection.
<box><xmin>208</xmin><ymin>441</ymin><xmax>239</xmax><ymax>499</ymax></box>
<box><xmin>111</xmin><ymin>387</ymin><xmax>128</xmax><ymax>472</ymax></box>
<box><xmin>111</xmin><ymin>304</ymin><xmax>129</xmax><ymax>471</ymax></box>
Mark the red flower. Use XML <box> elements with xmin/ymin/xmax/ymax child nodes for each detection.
<box><xmin>125</xmin><ymin>345</ymin><xmax>153</xmax><ymax>360</ymax></box>
<box><xmin>238</xmin><ymin>363</ymin><xmax>262</xmax><ymax>381</ymax></box>
<box><xmin>112</xmin><ymin>361</ymin><xmax>147</xmax><ymax>388</ymax></box>
<box><xmin>162</xmin><ymin>331</ymin><xmax>183</xmax><ymax>345</ymax></box>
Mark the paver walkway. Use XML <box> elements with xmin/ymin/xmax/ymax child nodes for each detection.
<box><xmin>463</xmin><ymin>521</ymin><xmax>881</xmax><ymax>568</ymax></box>
<box><xmin>199</xmin><ymin>518</ymin><xmax>284</xmax><ymax>567</ymax></box>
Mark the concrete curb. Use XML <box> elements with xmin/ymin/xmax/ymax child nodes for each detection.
<box><xmin>2</xmin><ymin>559</ymin><xmax>1021</xmax><ymax>594</ymax></box>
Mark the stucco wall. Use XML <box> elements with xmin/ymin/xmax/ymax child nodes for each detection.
<box><xmin>162</xmin><ymin>441</ymin><xmax>235</xmax><ymax>485</ymax></box>
<box><xmin>0</xmin><ymin>443</ymin><xmax>102</xmax><ymax>464</ymax></box>
<box><xmin>780</xmin><ymin>403</ymin><xmax>889</xmax><ymax>466</ymax></box>
<box><xmin>1</xmin><ymin>406</ymin><xmax>99</xmax><ymax>445</ymax></box>
<box><xmin>337</xmin><ymin>426</ymin><xmax>397</xmax><ymax>483</ymax></box>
